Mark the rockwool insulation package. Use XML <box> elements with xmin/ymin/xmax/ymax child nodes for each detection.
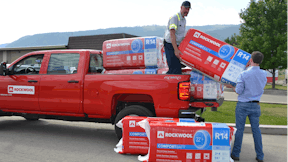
<box><xmin>138</xmin><ymin>120</ymin><xmax>236</xmax><ymax>162</ymax></box>
<box><xmin>114</xmin><ymin>116</ymin><xmax>196</xmax><ymax>155</ymax></box>
<box><xmin>103</xmin><ymin>37</ymin><xmax>167</xmax><ymax>70</ymax></box>
<box><xmin>190</xmin><ymin>70</ymin><xmax>224</xmax><ymax>100</ymax></box>
<box><xmin>179</xmin><ymin>28</ymin><xmax>251</xmax><ymax>87</ymax></box>
<box><xmin>104</xmin><ymin>69</ymin><xmax>157</xmax><ymax>74</ymax></box>
<box><xmin>157</xmin><ymin>68</ymin><xmax>169</xmax><ymax>74</ymax></box>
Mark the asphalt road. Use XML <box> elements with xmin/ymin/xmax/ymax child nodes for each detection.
<box><xmin>0</xmin><ymin>117</ymin><xmax>286</xmax><ymax>162</ymax></box>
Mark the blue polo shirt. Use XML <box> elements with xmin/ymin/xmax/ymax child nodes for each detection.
<box><xmin>235</xmin><ymin>66</ymin><xmax>267</xmax><ymax>102</ymax></box>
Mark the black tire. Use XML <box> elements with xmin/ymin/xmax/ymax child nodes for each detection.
<box><xmin>114</xmin><ymin>105</ymin><xmax>154</xmax><ymax>139</ymax></box>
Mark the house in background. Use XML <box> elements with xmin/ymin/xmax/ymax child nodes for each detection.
<box><xmin>266</xmin><ymin>70</ymin><xmax>278</xmax><ymax>83</ymax></box>
<box><xmin>0</xmin><ymin>33</ymin><xmax>138</xmax><ymax>64</ymax></box>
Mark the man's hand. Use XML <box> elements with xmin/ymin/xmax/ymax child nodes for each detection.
<box><xmin>174</xmin><ymin>48</ymin><xmax>183</xmax><ymax>59</ymax></box>
<box><xmin>224</xmin><ymin>84</ymin><xmax>234</xmax><ymax>88</ymax></box>
<box><xmin>225</xmin><ymin>84</ymin><xmax>237</xmax><ymax>93</ymax></box>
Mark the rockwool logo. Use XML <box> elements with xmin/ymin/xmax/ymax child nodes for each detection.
<box><xmin>165</xmin><ymin>132</ymin><xmax>193</xmax><ymax>138</ymax></box>
<box><xmin>8</xmin><ymin>85</ymin><xmax>35</xmax><ymax>95</ymax></box>
<box><xmin>193</xmin><ymin>32</ymin><xmax>201</xmax><ymax>38</ymax></box>
<box><xmin>157</xmin><ymin>131</ymin><xmax>165</xmax><ymax>138</ymax></box>
<box><xmin>129</xmin><ymin>120</ymin><xmax>136</xmax><ymax>127</ymax></box>
<box><xmin>8</xmin><ymin>87</ymin><xmax>13</xmax><ymax>93</ymax></box>
<box><xmin>106</xmin><ymin>43</ymin><xmax>111</xmax><ymax>49</ymax></box>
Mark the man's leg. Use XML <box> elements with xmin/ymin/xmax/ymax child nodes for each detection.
<box><xmin>248</xmin><ymin>103</ymin><xmax>264</xmax><ymax>160</ymax></box>
<box><xmin>164</xmin><ymin>43</ymin><xmax>181</xmax><ymax>74</ymax></box>
<box><xmin>232</xmin><ymin>102</ymin><xmax>248</xmax><ymax>158</ymax></box>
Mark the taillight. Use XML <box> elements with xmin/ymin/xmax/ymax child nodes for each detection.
<box><xmin>178</xmin><ymin>82</ymin><xmax>190</xmax><ymax>101</ymax></box>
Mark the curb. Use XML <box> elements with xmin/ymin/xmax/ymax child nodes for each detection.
<box><xmin>226</xmin><ymin>123</ymin><xmax>287</xmax><ymax>135</ymax></box>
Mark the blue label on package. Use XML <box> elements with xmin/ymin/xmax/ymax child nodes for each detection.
<box><xmin>106</xmin><ymin>49</ymin><xmax>144</xmax><ymax>56</ymax></box>
<box><xmin>129</xmin><ymin>132</ymin><xmax>147</xmax><ymax>137</ymax></box>
<box><xmin>133</xmin><ymin>70</ymin><xmax>143</xmax><ymax>74</ymax></box>
<box><xmin>131</xmin><ymin>39</ymin><xmax>143</xmax><ymax>53</ymax></box>
<box><xmin>145</xmin><ymin>37</ymin><xmax>157</xmax><ymax>49</ymax></box>
<box><xmin>157</xmin><ymin>143</ymin><xmax>212</xmax><ymax>150</ymax></box>
<box><xmin>232</xmin><ymin>49</ymin><xmax>251</xmax><ymax>65</ymax></box>
<box><xmin>145</xmin><ymin>69</ymin><xmax>157</xmax><ymax>74</ymax></box>
<box><xmin>218</xmin><ymin>45</ymin><xmax>235</xmax><ymax>59</ymax></box>
<box><xmin>221</xmin><ymin>77</ymin><xmax>237</xmax><ymax>87</ymax></box>
<box><xmin>213</xmin><ymin>125</ymin><xmax>230</xmax><ymax>146</ymax></box>
<box><xmin>194</xmin><ymin>130</ymin><xmax>211</xmax><ymax>149</ymax></box>
<box><xmin>190</xmin><ymin>70</ymin><xmax>204</xmax><ymax>84</ymax></box>
<box><xmin>179</xmin><ymin>118</ymin><xmax>196</xmax><ymax>123</ymax></box>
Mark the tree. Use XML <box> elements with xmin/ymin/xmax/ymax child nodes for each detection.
<box><xmin>237</xmin><ymin>0</ymin><xmax>287</xmax><ymax>89</ymax></box>
<box><xmin>224</xmin><ymin>33</ymin><xmax>240</xmax><ymax>48</ymax></box>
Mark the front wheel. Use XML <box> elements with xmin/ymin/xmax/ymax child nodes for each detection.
<box><xmin>114</xmin><ymin>105</ymin><xmax>154</xmax><ymax>139</ymax></box>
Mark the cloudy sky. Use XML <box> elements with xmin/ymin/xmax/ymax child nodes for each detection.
<box><xmin>0</xmin><ymin>0</ymin><xmax>251</xmax><ymax>45</ymax></box>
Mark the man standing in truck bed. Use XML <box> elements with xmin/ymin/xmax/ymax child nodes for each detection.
<box><xmin>164</xmin><ymin>1</ymin><xmax>191</xmax><ymax>74</ymax></box>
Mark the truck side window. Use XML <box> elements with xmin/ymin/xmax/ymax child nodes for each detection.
<box><xmin>12</xmin><ymin>54</ymin><xmax>44</xmax><ymax>75</ymax></box>
<box><xmin>47</xmin><ymin>53</ymin><xmax>80</xmax><ymax>74</ymax></box>
<box><xmin>89</xmin><ymin>54</ymin><xmax>103</xmax><ymax>73</ymax></box>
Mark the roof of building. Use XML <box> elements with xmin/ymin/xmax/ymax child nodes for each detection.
<box><xmin>67</xmin><ymin>33</ymin><xmax>138</xmax><ymax>50</ymax></box>
<box><xmin>0</xmin><ymin>45</ymin><xmax>67</xmax><ymax>51</ymax></box>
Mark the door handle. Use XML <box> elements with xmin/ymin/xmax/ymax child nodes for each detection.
<box><xmin>68</xmin><ymin>80</ymin><xmax>79</xmax><ymax>83</ymax></box>
<box><xmin>28</xmin><ymin>80</ymin><xmax>38</xmax><ymax>83</ymax></box>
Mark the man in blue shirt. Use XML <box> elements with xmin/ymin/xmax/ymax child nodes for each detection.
<box><xmin>226</xmin><ymin>51</ymin><xmax>267</xmax><ymax>162</ymax></box>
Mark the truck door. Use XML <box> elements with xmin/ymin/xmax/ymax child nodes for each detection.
<box><xmin>0</xmin><ymin>54</ymin><xmax>43</xmax><ymax>111</ymax></box>
<box><xmin>39</xmin><ymin>53</ymin><xmax>81</xmax><ymax>113</ymax></box>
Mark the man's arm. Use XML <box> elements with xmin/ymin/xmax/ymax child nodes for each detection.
<box><xmin>170</xmin><ymin>29</ymin><xmax>182</xmax><ymax>59</ymax></box>
<box><xmin>225</xmin><ymin>74</ymin><xmax>244</xmax><ymax>95</ymax></box>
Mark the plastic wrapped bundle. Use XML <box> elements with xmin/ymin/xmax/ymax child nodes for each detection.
<box><xmin>103</xmin><ymin>37</ymin><xmax>166</xmax><ymax>70</ymax></box>
<box><xmin>138</xmin><ymin>120</ymin><xmax>236</xmax><ymax>162</ymax></box>
<box><xmin>179</xmin><ymin>29</ymin><xmax>251</xmax><ymax>87</ymax></box>
<box><xmin>114</xmin><ymin>116</ymin><xmax>195</xmax><ymax>155</ymax></box>
<box><xmin>190</xmin><ymin>70</ymin><xmax>224</xmax><ymax>100</ymax></box>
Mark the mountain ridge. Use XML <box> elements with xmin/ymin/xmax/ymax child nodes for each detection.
<box><xmin>3</xmin><ymin>24</ymin><xmax>241</xmax><ymax>48</ymax></box>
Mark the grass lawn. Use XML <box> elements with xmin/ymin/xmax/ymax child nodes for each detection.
<box><xmin>202</xmin><ymin>101</ymin><xmax>287</xmax><ymax>125</ymax></box>
<box><xmin>265</xmin><ymin>84</ymin><xmax>287</xmax><ymax>90</ymax></box>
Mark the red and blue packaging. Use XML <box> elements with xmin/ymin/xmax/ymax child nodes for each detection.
<box><xmin>114</xmin><ymin>116</ymin><xmax>196</xmax><ymax>155</ymax></box>
<box><xmin>138</xmin><ymin>120</ymin><xmax>236</xmax><ymax>162</ymax></box>
<box><xmin>179</xmin><ymin>29</ymin><xmax>251</xmax><ymax>87</ymax></box>
<box><xmin>190</xmin><ymin>70</ymin><xmax>224</xmax><ymax>100</ymax></box>
<box><xmin>102</xmin><ymin>37</ymin><xmax>167</xmax><ymax>70</ymax></box>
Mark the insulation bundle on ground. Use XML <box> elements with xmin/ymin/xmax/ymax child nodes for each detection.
<box><xmin>114</xmin><ymin>116</ymin><xmax>196</xmax><ymax>155</ymax></box>
<box><xmin>138</xmin><ymin>119</ymin><xmax>236</xmax><ymax>162</ymax></box>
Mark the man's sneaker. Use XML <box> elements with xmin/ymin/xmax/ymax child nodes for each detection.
<box><xmin>231</xmin><ymin>155</ymin><xmax>239</xmax><ymax>161</ymax></box>
<box><xmin>256</xmin><ymin>157</ymin><xmax>264</xmax><ymax>162</ymax></box>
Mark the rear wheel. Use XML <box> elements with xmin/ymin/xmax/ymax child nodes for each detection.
<box><xmin>114</xmin><ymin>105</ymin><xmax>154</xmax><ymax>139</ymax></box>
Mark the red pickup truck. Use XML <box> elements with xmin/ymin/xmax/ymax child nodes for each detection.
<box><xmin>0</xmin><ymin>49</ymin><xmax>221</xmax><ymax>139</ymax></box>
